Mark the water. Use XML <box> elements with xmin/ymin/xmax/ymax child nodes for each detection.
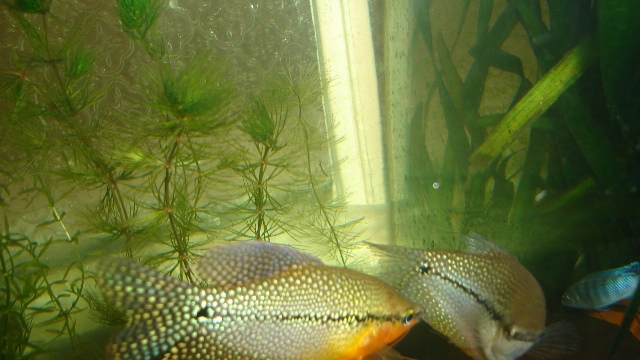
<box><xmin>1</xmin><ymin>0</ymin><xmax>639</xmax><ymax>359</ymax></box>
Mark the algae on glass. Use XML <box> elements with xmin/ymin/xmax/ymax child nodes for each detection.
<box><xmin>0</xmin><ymin>0</ymin><xmax>361</xmax><ymax>358</ymax></box>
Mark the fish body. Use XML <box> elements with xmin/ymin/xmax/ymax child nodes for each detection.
<box><xmin>97</xmin><ymin>241</ymin><xmax>422</xmax><ymax>360</ymax></box>
<box><xmin>369</xmin><ymin>232</ymin><xmax>546</xmax><ymax>360</ymax></box>
<box><xmin>562</xmin><ymin>261</ymin><xmax>640</xmax><ymax>310</ymax></box>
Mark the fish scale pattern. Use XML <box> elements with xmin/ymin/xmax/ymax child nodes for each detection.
<box><xmin>97</xmin><ymin>241</ymin><xmax>423</xmax><ymax>360</ymax></box>
<box><xmin>98</xmin><ymin>259</ymin><xmax>200</xmax><ymax>359</ymax></box>
<box><xmin>369</xmin><ymin>233</ymin><xmax>546</xmax><ymax>360</ymax></box>
<box><xmin>562</xmin><ymin>261</ymin><xmax>640</xmax><ymax>309</ymax></box>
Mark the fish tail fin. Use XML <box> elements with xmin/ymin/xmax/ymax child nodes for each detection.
<box><xmin>97</xmin><ymin>257</ymin><xmax>198</xmax><ymax>360</ymax></box>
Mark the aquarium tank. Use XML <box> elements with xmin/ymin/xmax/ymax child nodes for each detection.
<box><xmin>1</xmin><ymin>0</ymin><xmax>639</xmax><ymax>359</ymax></box>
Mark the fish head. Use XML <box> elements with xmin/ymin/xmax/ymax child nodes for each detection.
<box><xmin>367</xmin><ymin>236</ymin><xmax>547</xmax><ymax>360</ymax></box>
<box><xmin>335</xmin><ymin>274</ymin><xmax>425</xmax><ymax>360</ymax></box>
<box><xmin>346</xmin><ymin>305</ymin><xmax>423</xmax><ymax>359</ymax></box>
<box><xmin>561</xmin><ymin>289</ymin><xmax>583</xmax><ymax>308</ymax></box>
<box><xmin>350</xmin><ymin>308</ymin><xmax>424</xmax><ymax>360</ymax></box>
<box><xmin>475</xmin><ymin>255</ymin><xmax>546</xmax><ymax>360</ymax></box>
<box><xmin>377</xmin><ymin>302</ymin><xmax>424</xmax><ymax>344</ymax></box>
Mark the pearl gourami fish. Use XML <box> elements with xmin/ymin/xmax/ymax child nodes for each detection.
<box><xmin>368</xmin><ymin>233</ymin><xmax>546</xmax><ymax>360</ymax></box>
<box><xmin>97</xmin><ymin>241</ymin><xmax>423</xmax><ymax>360</ymax></box>
<box><xmin>562</xmin><ymin>261</ymin><xmax>640</xmax><ymax>310</ymax></box>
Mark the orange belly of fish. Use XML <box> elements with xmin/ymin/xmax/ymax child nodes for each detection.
<box><xmin>336</xmin><ymin>320</ymin><xmax>414</xmax><ymax>360</ymax></box>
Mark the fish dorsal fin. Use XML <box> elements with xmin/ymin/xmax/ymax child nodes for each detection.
<box><xmin>194</xmin><ymin>241</ymin><xmax>323</xmax><ymax>288</ymax></box>
<box><xmin>459</xmin><ymin>232</ymin><xmax>514</xmax><ymax>258</ymax></box>
<box><xmin>621</xmin><ymin>261</ymin><xmax>640</xmax><ymax>275</ymax></box>
<box><xmin>581</xmin><ymin>261</ymin><xmax>640</xmax><ymax>282</ymax></box>
<box><xmin>365</xmin><ymin>242</ymin><xmax>425</xmax><ymax>288</ymax></box>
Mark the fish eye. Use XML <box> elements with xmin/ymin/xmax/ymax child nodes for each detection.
<box><xmin>418</xmin><ymin>263</ymin><xmax>430</xmax><ymax>274</ymax></box>
<box><xmin>401</xmin><ymin>311</ymin><xmax>415</xmax><ymax>325</ymax></box>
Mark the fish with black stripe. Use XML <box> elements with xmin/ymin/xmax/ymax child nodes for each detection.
<box><xmin>96</xmin><ymin>241</ymin><xmax>423</xmax><ymax>359</ymax></box>
<box><xmin>367</xmin><ymin>233</ymin><xmax>564</xmax><ymax>360</ymax></box>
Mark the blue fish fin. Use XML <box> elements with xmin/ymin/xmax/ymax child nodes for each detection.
<box><xmin>459</xmin><ymin>232</ymin><xmax>515</xmax><ymax>258</ymax></box>
<box><xmin>525</xmin><ymin>320</ymin><xmax>580</xmax><ymax>359</ymax></box>
<box><xmin>620</xmin><ymin>261</ymin><xmax>640</xmax><ymax>275</ymax></box>
<box><xmin>98</xmin><ymin>257</ymin><xmax>197</xmax><ymax>360</ymax></box>
<box><xmin>194</xmin><ymin>241</ymin><xmax>324</xmax><ymax>288</ymax></box>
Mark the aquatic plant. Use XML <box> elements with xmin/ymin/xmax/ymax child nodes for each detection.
<box><xmin>1</xmin><ymin>179</ymin><xmax>87</xmax><ymax>359</ymax></box>
<box><xmin>0</xmin><ymin>0</ymin><xmax>359</xmax><ymax>356</ymax></box>
<box><xmin>230</xmin><ymin>66</ymin><xmax>362</xmax><ymax>266</ymax></box>
<box><xmin>385</xmin><ymin>0</ymin><xmax>640</xmax><ymax>355</ymax></box>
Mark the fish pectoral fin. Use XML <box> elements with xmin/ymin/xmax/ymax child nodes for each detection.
<box><xmin>193</xmin><ymin>241</ymin><xmax>324</xmax><ymax>287</ymax></box>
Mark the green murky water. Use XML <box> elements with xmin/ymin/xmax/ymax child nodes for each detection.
<box><xmin>1</xmin><ymin>0</ymin><xmax>639</xmax><ymax>359</ymax></box>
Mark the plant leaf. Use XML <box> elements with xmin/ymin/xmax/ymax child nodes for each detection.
<box><xmin>469</xmin><ymin>33</ymin><xmax>598</xmax><ymax>171</ymax></box>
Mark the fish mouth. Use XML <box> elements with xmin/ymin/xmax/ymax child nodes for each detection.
<box><xmin>411</xmin><ymin>308</ymin><xmax>426</xmax><ymax>323</ymax></box>
<box><xmin>505</xmin><ymin>325</ymin><xmax>541</xmax><ymax>342</ymax></box>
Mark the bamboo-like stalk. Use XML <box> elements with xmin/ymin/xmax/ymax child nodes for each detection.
<box><xmin>469</xmin><ymin>33</ymin><xmax>598</xmax><ymax>171</ymax></box>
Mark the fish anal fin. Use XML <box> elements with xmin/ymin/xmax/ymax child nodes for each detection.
<box><xmin>194</xmin><ymin>241</ymin><xmax>324</xmax><ymax>288</ymax></box>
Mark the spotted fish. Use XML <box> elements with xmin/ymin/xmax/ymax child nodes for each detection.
<box><xmin>97</xmin><ymin>241</ymin><xmax>423</xmax><ymax>360</ymax></box>
<box><xmin>368</xmin><ymin>233</ymin><xmax>547</xmax><ymax>360</ymax></box>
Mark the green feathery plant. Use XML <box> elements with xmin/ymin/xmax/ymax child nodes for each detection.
<box><xmin>1</xmin><ymin>0</ymin><xmax>116</xmax><ymax>357</ymax></box>
<box><xmin>116</xmin><ymin>0</ymin><xmax>166</xmax><ymax>59</ymax></box>
<box><xmin>1</xmin><ymin>177</ymin><xmax>87</xmax><ymax>359</ymax></box>
<box><xmin>133</xmin><ymin>54</ymin><xmax>238</xmax><ymax>284</ymax></box>
<box><xmin>233</xmin><ymin>86</ymin><xmax>295</xmax><ymax>242</ymax></box>
<box><xmin>1</xmin><ymin>0</ymin><xmax>364</xmax><ymax>357</ymax></box>
<box><xmin>288</xmin><ymin>68</ymin><xmax>363</xmax><ymax>267</ymax></box>
<box><xmin>229</xmin><ymin>66</ymin><xmax>362</xmax><ymax>266</ymax></box>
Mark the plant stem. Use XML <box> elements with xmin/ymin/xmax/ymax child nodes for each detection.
<box><xmin>294</xmin><ymin>92</ymin><xmax>348</xmax><ymax>266</ymax></box>
<box><xmin>254</xmin><ymin>144</ymin><xmax>271</xmax><ymax>241</ymax></box>
<box><xmin>41</xmin><ymin>13</ymin><xmax>76</xmax><ymax>116</ymax></box>
<box><xmin>35</xmin><ymin>176</ymin><xmax>87</xmax><ymax>355</ymax></box>
<box><xmin>38</xmin><ymin>12</ymin><xmax>135</xmax><ymax>257</ymax></box>
<box><xmin>162</xmin><ymin>130</ymin><xmax>196</xmax><ymax>284</ymax></box>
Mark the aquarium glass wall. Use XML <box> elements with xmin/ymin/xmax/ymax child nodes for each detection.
<box><xmin>1</xmin><ymin>0</ymin><xmax>640</xmax><ymax>359</ymax></box>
